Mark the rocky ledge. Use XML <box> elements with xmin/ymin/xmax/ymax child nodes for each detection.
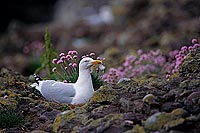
<box><xmin>0</xmin><ymin>56</ymin><xmax>200</xmax><ymax>132</ymax></box>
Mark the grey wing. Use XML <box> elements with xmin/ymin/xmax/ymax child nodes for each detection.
<box><xmin>40</xmin><ymin>81</ymin><xmax>76</xmax><ymax>103</ymax></box>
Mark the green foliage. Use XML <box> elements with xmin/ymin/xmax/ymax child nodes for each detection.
<box><xmin>34</xmin><ymin>29</ymin><xmax>104</xmax><ymax>89</ymax></box>
<box><xmin>34</xmin><ymin>28</ymin><xmax>58</xmax><ymax>78</ymax></box>
<box><xmin>0</xmin><ymin>109</ymin><xmax>24</xmax><ymax>128</ymax></box>
<box><xmin>92</xmin><ymin>71</ymin><xmax>103</xmax><ymax>90</ymax></box>
<box><xmin>65</xmin><ymin>71</ymin><xmax>79</xmax><ymax>83</ymax></box>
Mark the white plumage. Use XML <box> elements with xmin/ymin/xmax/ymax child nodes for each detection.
<box><xmin>31</xmin><ymin>57</ymin><xmax>102</xmax><ymax>104</ymax></box>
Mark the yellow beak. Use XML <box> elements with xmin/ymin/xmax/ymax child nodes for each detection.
<box><xmin>92</xmin><ymin>60</ymin><xmax>102</xmax><ymax>65</ymax></box>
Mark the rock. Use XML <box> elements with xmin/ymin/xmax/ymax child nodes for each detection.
<box><xmin>73</xmin><ymin>114</ymin><xmax>124</xmax><ymax>133</ymax></box>
<box><xmin>118</xmin><ymin>78</ymin><xmax>131</xmax><ymax>84</ymax></box>
<box><xmin>30</xmin><ymin>130</ymin><xmax>49</xmax><ymax>133</ymax></box>
<box><xmin>187</xmin><ymin>91</ymin><xmax>200</xmax><ymax>100</ymax></box>
<box><xmin>53</xmin><ymin>109</ymin><xmax>89</xmax><ymax>133</ymax></box>
<box><xmin>88</xmin><ymin>85</ymin><xmax>118</xmax><ymax>104</ymax></box>
<box><xmin>179</xmin><ymin>56</ymin><xmax>200</xmax><ymax>77</ymax></box>
<box><xmin>170</xmin><ymin>108</ymin><xmax>189</xmax><ymax>118</ymax></box>
<box><xmin>161</xmin><ymin>102</ymin><xmax>182</xmax><ymax>112</ymax></box>
<box><xmin>144</xmin><ymin>108</ymin><xmax>189</xmax><ymax>131</ymax></box>
<box><xmin>119</xmin><ymin>97</ymin><xmax>132</xmax><ymax>112</ymax></box>
<box><xmin>144</xmin><ymin>112</ymin><xmax>172</xmax><ymax>131</ymax></box>
<box><xmin>179</xmin><ymin>90</ymin><xmax>193</xmax><ymax>98</ymax></box>
<box><xmin>125</xmin><ymin>124</ymin><xmax>145</xmax><ymax>133</ymax></box>
<box><xmin>142</xmin><ymin>94</ymin><xmax>155</xmax><ymax>104</ymax></box>
<box><xmin>164</xmin><ymin>118</ymin><xmax>185</xmax><ymax>131</ymax></box>
<box><xmin>115</xmin><ymin>79</ymin><xmax>138</xmax><ymax>93</ymax></box>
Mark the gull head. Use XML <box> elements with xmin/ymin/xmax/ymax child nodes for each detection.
<box><xmin>79</xmin><ymin>57</ymin><xmax>102</xmax><ymax>70</ymax></box>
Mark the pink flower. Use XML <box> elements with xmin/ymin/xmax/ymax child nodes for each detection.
<box><xmin>72</xmin><ymin>50</ymin><xmax>78</xmax><ymax>55</ymax></box>
<box><xmin>52</xmin><ymin>67</ymin><xmax>57</xmax><ymax>72</ymax></box>
<box><xmin>3</xmin><ymin>95</ymin><xmax>8</xmax><ymax>99</ymax></box>
<box><xmin>63</xmin><ymin>80</ymin><xmax>68</xmax><ymax>83</ymax></box>
<box><xmin>52</xmin><ymin>58</ymin><xmax>57</xmax><ymax>64</ymax></box>
<box><xmin>68</xmin><ymin>51</ymin><xmax>73</xmax><ymax>55</ymax></box>
<box><xmin>188</xmin><ymin>46</ymin><xmax>194</xmax><ymax>52</ymax></box>
<box><xmin>192</xmin><ymin>38</ymin><xmax>198</xmax><ymax>44</ymax></box>
<box><xmin>175</xmin><ymin>54</ymin><xmax>180</xmax><ymax>59</ymax></box>
<box><xmin>66</xmin><ymin>55</ymin><xmax>72</xmax><ymax>60</ymax></box>
<box><xmin>193</xmin><ymin>43</ymin><xmax>200</xmax><ymax>48</ymax></box>
<box><xmin>166</xmin><ymin>74</ymin><xmax>170</xmax><ymax>78</ymax></box>
<box><xmin>139</xmin><ymin>54</ymin><xmax>148</xmax><ymax>61</ymax></box>
<box><xmin>57</xmin><ymin>60</ymin><xmax>63</xmax><ymax>64</ymax></box>
<box><xmin>97</xmin><ymin>57</ymin><xmax>101</xmax><ymax>60</ymax></box>
<box><xmin>181</xmin><ymin>46</ymin><xmax>187</xmax><ymax>51</ymax></box>
<box><xmin>73</xmin><ymin>55</ymin><xmax>78</xmax><ymax>59</ymax></box>
<box><xmin>60</xmin><ymin>56</ymin><xmax>66</xmax><ymax>61</ymax></box>
<box><xmin>59</xmin><ymin>53</ymin><xmax>65</xmax><ymax>57</ymax></box>
<box><xmin>137</xmin><ymin>49</ymin><xmax>143</xmax><ymax>55</ymax></box>
<box><xmin>178</xmin><ymin>50</ymin><xmax>184</xmax><ymax>55</ymax></box>
<box><xmin>89</xmin><ymin>52</ymin><xmax>95</xmax><ymax>56</ymax></box>
<box><xmin>109</xmin><ymin>68</ymin><xmax>117</xmax><ymax>73</ymax></box>
<box><xmin>82</xmin><ymin>55</ymin><xmax>86</xmax><ymax>58</ymax></box>
<box><xmin>72</xmin><ymin>63</ymin><xmax>77</xmax><ymax>67</ymax></box>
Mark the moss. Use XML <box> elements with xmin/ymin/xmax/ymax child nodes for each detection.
<box><xmin>179</xmin><ymin>59</ymin><xmax>200</xmax><ymax>76</ymax></box>
<box><xmin>91</xmin><ymin>105</ymin><xmax>110</xmax><ymax>115</ymax></box>
<box><xmin>116</xmin><ymin>79</ymin><xmax>138</xmax><ymax>93</ymax></box>
<box><xmin>164</xmin><ymin>118</ymin><xmax>185</xmax><ymax>130</ymax></box>
<box><xmin>179</xmin><ymin>79</ymin><xmax>200</xmax><ymax>90</ymax></box>
<box><xmin>125</xmin><ymin>124</ymin><xmax>145</xmax><ymax>133</ymax></box>
<box><xmin>89</xmin><ymin>85</ymin><xmax>119</xmax><ymax>104</ymax></box>
<box><xmin>30</xmin><ymin>130</ymin><xmax>49</xmax><ymax>133</ymax></box>
<box><xmin>74</xmin><ymin>114</ymin><xmax>123</xmax><ymax>132</ymax></box>
<box><xmin>53</xmin><ymin>108</ymin><xmax>89</xmax><ymax>133</ymax></box>
<box><xmin>170</xmin><ymin>108</ymin><xmax>188</xmax><ymax>119</ymax></box>
<box><xmin>132</xmin><ymin>124</ymin><xmax>145</xmax><ymax>133</ymax></box>
<box><xmin>144</xmin><ymin>108</ymin><xmax>189</xmax><ymax>131</ymax></box>
<box><xmin>142</xmin><ymin>94</ymin><xmax>155</xmax><ymax>104</ymax></box>
<box><xmin>144</xmin><ymin>112</ymin><xmax>173</xmax><ymax>131</ymax></box>
<box><xmin>0</xmin><ymin>99</ymin><xmax>18</xmax><ymax>110</ymax></box>
<box><xmin>53</xmin><ymin>110</ymin><xmax>72</xmax><ymax>133</ymax></box>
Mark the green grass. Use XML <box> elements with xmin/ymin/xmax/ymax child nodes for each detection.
<box><xmin>0</xmin><ymin>110</ymin><xmax>24</xmax><ymax>128</ymax></box>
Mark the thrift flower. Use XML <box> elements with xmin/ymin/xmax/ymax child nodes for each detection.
<box><xmin>52</xmin><ymin>67</ymin><xmax>56</xmax><ymax>72</ymax></box>
<box><xmin>57</xmin><ymin>60</ymin><xmax>63</xmax><ymax>64</ymax></box>
<box><xmin>59</xmin><ymin>53</ymin><xmax>65</xmax><ymax>57</ymax></box>
<box><xmin>52</xmin><ymin>58</ymin><xmax>57</xmax><ymax>64</ymax></box>
<box><xmin>52</xmin><ymin>50</ymin><xmax>105</xmax><ymax>84</ymax></box>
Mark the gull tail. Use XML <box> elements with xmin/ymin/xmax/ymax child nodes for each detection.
<box><xmin>30</xmin><ymin>74</ymin><xmax>42</xmax><ymax>92</ymax></box>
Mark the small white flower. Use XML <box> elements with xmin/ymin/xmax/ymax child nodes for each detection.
<box><xmin>99</xmin><ymin>64</ymin><xmax>106</xmax><ymax>71</ymax></box>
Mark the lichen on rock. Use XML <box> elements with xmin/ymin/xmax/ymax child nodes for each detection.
<box><xmin>143</xmin><ymin>108</ymin><xmax>189</xmax><ymax>131</ymax></box>
<box><xmin>88</xmin><ymin>85</ymin><xmax>119</xmax><ymax>104</ymax></box>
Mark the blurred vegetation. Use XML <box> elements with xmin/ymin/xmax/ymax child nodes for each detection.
<box><xmin>34</xmin><ymin>28</ymin><xmax>58</xmax><ymax>79</ymax></box>
<box><xmin>0</xmin><ymin>109</ymin><xmax>24</xmax><ymax>128</ymax></box>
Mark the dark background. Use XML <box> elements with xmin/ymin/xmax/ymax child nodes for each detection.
<box><xmin>0</xmin><ymin>0</ymin><xmax>57</xmax><ymax>32</ymax></box>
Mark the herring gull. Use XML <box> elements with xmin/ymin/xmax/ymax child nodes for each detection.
<box><xmin>31</xmin><ymin>57</ymin><xmax>102</xmax><ymax>104</ymax></box>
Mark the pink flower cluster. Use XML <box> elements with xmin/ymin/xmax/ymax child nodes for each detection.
<box><xmin>51</xmin><ymin>50</ymin><xmax>79</xmax><ymax>82</ymax></box>
<box><xmin>51</xmin><ymin>50</ymin><xmax>104</xmax><ymax>83</ymax></box>
<box><xmin>23</xmin><ymin>41</ymin><xmax>44</xmax><ymax>56</ymax></box>
<box><xmin>167</xmin><ymin>38</ymin><xmax>200</xmax><ymax>77</ymax></box>
<box><xmin>103</xmin><ymin>38</ymin><xmax>200</xmax><ymax>83</ymax></box>
<box><xmin>102</xmin><ymin>49</ymin><xmax>173</xmax><ymax>83</ymax></box>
